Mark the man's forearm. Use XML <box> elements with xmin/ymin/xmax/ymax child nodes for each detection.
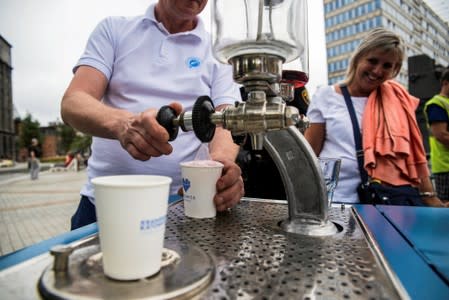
<box><xmin>209</xmin><ymin>127</ymin><xmax>239</xmax><ymax>162</ymax></box>
<box><xmin>61</xmin><ymin>90</ymin><xmax>133</xmax><ymax>140</ymax></box>
<box><xmin>430</xmin><ymin>123</ymin><xmax>449</xmax><ymax>147</ymax></box>
<box><xmin>435</xmin><ymin>133</ymin><xmax>449</xmax><ymax>148</ymax></box>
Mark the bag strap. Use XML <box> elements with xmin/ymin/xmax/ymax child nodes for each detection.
<box><xmin>340</xmin><ymin>85</ymin><xmax>369</xmax><ymax>183</ymax></box>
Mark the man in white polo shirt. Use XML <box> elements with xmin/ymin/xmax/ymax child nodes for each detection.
<box><xmin>61</xmin><ymin>0</ymin><xmax>244</xmax><ymax>229</ymax></box>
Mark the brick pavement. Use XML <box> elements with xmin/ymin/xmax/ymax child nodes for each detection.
<box><xmin>0</xmin><ymin>169</ymin><xmax>86</xmax><ymax>256</ymax></box>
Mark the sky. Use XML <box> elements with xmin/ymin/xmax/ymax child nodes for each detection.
<box><xmin>0</xmin><ymin>0</ymin><xmax>327</xmax><ymax>126</ymax></box>
<box><xmin>424</xmin><ymin>0</ymin><xmax>449</xmax><ymax>23</ymax></box>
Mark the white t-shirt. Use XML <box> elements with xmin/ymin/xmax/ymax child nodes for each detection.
<box><xmin>307</xmin><ymin>86</ymin><xmax>368</xmax><ymax>203</ymax></box>
<box><xmin>75</xmin><ymin>4</ymin><xmax>240</xmax><ymax>200</ymax></box>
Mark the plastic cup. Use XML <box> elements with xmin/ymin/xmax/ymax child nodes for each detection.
<box><xmin>92</xmin><ymin>175</ymin><xmax>172</xmax><ymax>281</ymax></box>
<box><xmin>180</xmin><ymin>160</ymin><xmax>224</xmax><ymax>218</ymax></box>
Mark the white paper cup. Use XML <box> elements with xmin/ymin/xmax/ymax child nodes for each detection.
<box><xmin>180</xmin><ymin>160</ymin><xmax>224</xmax><ymax>218</ymax></box>
<box><xmin>92</xmin><ymin>175</ymin><xmax>172</xmax><ymax>280</ymax></box>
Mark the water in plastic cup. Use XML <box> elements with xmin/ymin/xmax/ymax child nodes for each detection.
<box><xmin>318</xmin><ymin>157</ymin><xmax>341</xmax><ymax>206</ymax></box>
<box><xmin>180</xmin><ymin>160</ymin><xmax>224</xmax><ymax>218</ymax></box>
<box><xmin>92</xmin><ymin>175</ymin><xmax>172</xmax><ymax>281</ymax></box>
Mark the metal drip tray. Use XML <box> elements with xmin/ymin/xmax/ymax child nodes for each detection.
<box><xmin>0</xmin><ymin>198</ymin><xmax>406</xmax><ymax>299</ymax></box>
<box><xmin>38</xmin><ymin>242</ymin><xmax>214</xmax><ymax>300</ymax></box>
<box><xmin>166</xmin><ymin>199</ymin><xmax>404</xmax><ymax>299</ymax></box>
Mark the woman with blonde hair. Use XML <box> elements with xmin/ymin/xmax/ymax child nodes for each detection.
<box><xmin>305</xmin><ymin>28</ymin><xmax>446</xmax><ymax>207</ymax></box>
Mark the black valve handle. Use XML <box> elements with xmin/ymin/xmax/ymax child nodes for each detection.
<box><xmin>156</xmin><ymin>106</ymin><xmax>179</xmax><ymax>141</ymax></box>
<box><xmin>192</xmin><ymin>96</ymin><xmax>216</xmax><ymax>143</ymax></box>
<box><xmin>157</xmin><ymin>96</ymin><xmax>216</xmax><ymax>143</ymax></box>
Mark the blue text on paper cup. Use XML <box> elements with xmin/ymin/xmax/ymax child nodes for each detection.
<box><xmin>183</xmin><ymin>194</ymin><xmax>196</xmax><ymax>202</ymax></box>
<box><xmin>140</xmin><ymin>215</ymin><xmax>166</xmax><ymax>232</ymax></box>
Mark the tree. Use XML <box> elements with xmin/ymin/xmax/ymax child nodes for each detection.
<box><xmin>70</xmin><ymin>133</ymin><xmax>92</xmax><ymax>156</ymax></box>
<box><xmin>59</xmin><ymin>123</ymin><xmax>77</xmax><ymax>153</ymax></box>
<box><xmin>19</xmin><ymin>114</ymin><xmax>41</xmax><ymax>148</ymax></box>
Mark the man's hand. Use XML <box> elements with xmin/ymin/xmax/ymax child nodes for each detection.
<box><xmin>118</xmin><ymin>102</ymin><xmax>182</xmax><ymax>160</ymax></box>
<box><xmin>213</xmin><ymin>158</ymin><xmax>244</xmax><ymax>211</ymax></box>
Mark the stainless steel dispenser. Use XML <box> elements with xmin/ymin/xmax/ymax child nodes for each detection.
<box><xmin>159</xmin><ymin>0</ymin><xmax>336</xmax><ymax>236</ymax></box>
<box><xmin>213</xmin><ymin>0</ymin><xmax>337</xmax><ymax>236</ymax></box>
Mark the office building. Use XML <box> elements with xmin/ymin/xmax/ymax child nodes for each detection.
<box><xmin>324</xmin><ymin>0</ymin><xmax>449</xmax><ymax>87</ymax></box>
<box><xmin>0</xmin><ymin>35</ymin><xmax>14</xmax><ymax>159</ymax></box>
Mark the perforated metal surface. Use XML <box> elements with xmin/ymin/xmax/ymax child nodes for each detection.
<box><xmin>0</xmin><ymin>199</ymin><xmax>405</xmax><ymax>300</ymax></box>
<box><xmin>166</xmin><ymin>199</ymin><xmax>403</xmax><ymax>300</ymax></box>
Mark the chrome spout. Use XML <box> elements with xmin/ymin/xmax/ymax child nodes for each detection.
<box><xmin>264</xmin><ymin>128</ymin><xmax>338</xmax><ymax>235</ymax></box>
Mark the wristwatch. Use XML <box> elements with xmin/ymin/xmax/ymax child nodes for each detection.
<box><xmin>419</xmin><ymin>191</ymin><xmax>436</xmax><ymax>198</ymax></box>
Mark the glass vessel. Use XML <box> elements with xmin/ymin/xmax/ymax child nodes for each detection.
<box><xmin>211</xmin><ymin>0</ymin><xmax>308</xmax><ymax>74</ymax></box>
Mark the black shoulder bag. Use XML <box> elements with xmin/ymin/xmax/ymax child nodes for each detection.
<box><xmin>340</xmin><ymin>85</ymin><xmax>424</xmax><ymax>206</ymax></box>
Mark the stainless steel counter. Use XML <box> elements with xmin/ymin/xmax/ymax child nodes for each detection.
<box><xmin>0</xmin><ymin>198</ymin><xmax>408</xmax><ymax>299</ymax></box>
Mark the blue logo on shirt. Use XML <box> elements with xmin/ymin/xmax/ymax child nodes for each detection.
<box><xmin>186</xmin><ymin>57</ymin><xmax>201</xmax><ymax>69</ymax></box>
<box><xmin>182</xmin><ymin>178</ymin><xmax>191</xmax><ymax>192</ymax></box>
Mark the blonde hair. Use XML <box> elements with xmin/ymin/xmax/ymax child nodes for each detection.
<box><xmin>344</xmin><ymin>28</ymin><xmax>404</xmax><ymax>85</ymax></box>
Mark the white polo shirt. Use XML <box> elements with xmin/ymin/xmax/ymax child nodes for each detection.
<box><xmin>75</xmin><ymin>4</ymin><xmax>240</xmax><ymax>199</ymax></box>
<box><xmin>307</xmin><ymin>85</ymin><xmax>368</xmax><ymax>204</ymax></box>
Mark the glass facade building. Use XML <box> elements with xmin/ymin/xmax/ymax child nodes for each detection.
<box><xmin>324</xmin><ymin>0</ymin><xmax>449</xmax><ymax>87</ymax></box>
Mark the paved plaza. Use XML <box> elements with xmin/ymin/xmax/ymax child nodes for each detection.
<box><xmin>0</xmin><ymin>167</ymin><xmax>85</xmax><ymax>256</ymax></box>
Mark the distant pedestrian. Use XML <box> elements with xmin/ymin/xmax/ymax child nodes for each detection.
<box><xmin>64</xmin><ymin>152</ymin><xmax>75</xmax><ymax>168</ymax></box>
<box><xmin>28</xmin><ymin>138</ymin><xmax>42</xmax><ymax>180</ymax></box>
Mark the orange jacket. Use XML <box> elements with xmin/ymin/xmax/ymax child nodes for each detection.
<box><xmin>362</xmin><ymin>80</ymin><xmax>429</xmax><ymax>186</ymax></box>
